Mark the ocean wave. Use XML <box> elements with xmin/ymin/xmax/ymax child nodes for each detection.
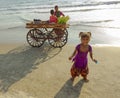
<box><xmin>0</xmin><ymin>19</ymin><xmax>118</xmax><ymax>31</ymax></box>
<box><xmin>69</xmin><ymin>1</ymin><xmax>120</xmax><ymax>7</ymax></box>
<box><xmin>1</xmin><ymin>7</ymin><xmax>120</xmax><ymax>16</ymax></box>
<box><xmin>0</xmin><ymin>1</ymin><xmax>120</xmax><ymax>12</ymax></box>
<box><xmin>19</xmin><ymin>17</ymin><xmax>31</xmax><ymax>22</ymax></box>
<box><xmin>79</xmin><ymin>20</ymin><xmax>113</xmax><ymax>23</ymax></box>
<box><xmin>70</xmin><ymin>23</ymin><xmax>120</xmax><ymax>29</ymax></box>
<box><xmin>93</xmin><ymin>44</ymin><xmax>120</xmax><ymax>47</ymax></box>
<box><xmin>0</xmin><ymin>25</ymin><xmax>24</xmax><ymax>31</ymax></box>
<box><xmin>1</xmin><ymin>22</ymin><xmax>119</xmax><ymax>31</ymax></box>
<box><xmin>7</xmin><ymin>25</ymin><xmax>24</xmax><ymax>30</ymax></box>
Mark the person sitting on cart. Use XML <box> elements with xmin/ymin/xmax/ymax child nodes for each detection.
<box><xmin>49</xmin><ymin>9</ymin><xmax>58</xmax><ymax>23</ymax></box>
<box><xmin>54</xmin><ymin>5</ymin><xmax>64</xmax><ymax>18</ymax></box>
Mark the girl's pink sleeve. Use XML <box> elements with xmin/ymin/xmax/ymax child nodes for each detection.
<box><xmin>76</xmin><ymin>44</ymin><xmax>80</xmax><ymax>51</ymax></box>
<box><xmin>89</xmin><ymin>45</ymin><xmax>92</xmax><ymax>52</ymax></box>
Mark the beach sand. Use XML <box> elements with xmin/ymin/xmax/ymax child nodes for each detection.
<box><xmin>0</xmin><ymin>43</ymin><xmax>120</xmax><ymax>98</ymax></box>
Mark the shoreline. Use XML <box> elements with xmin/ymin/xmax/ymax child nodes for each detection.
<box><xmin>0</xmin><ymin>24</ymin><xmax>120</xmax><ymax>46</ymax></box>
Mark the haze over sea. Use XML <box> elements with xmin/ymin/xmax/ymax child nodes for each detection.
<box><xmin>0</xmin><ymin>0</ymin><xmax>120</xmax><ymax>46</ymax></box>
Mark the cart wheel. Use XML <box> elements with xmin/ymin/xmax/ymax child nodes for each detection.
<box><xmin>26</xmin><ymin>29</ymin><xmax>45</xmax><ymax>47</ymax></box>
<box><xmin>48</xmin><ymin>29</ymin><xmax>68</xmax><ymax>48</ymax></box>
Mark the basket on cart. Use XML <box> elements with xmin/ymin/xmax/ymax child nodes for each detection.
<box><xmin>26</xmin><ymin>21</ymin><xmax>69</xmax><ymax>48</ymax></box>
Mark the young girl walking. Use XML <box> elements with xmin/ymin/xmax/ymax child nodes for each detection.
<box><xmin>69</xmin><ymin>32</ymin><xmax>97</xmax><ymax>82</ymax></box>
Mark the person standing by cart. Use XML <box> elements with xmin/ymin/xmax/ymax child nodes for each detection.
<box><xmin>54</xmin><ymin>5</ymin><xmax>64</xmax><ymax>18</ymax></box>
<box><xmin>49</xmin><ymin>9</ymin><xmax>58</xmax><ymax>23</ymax></box>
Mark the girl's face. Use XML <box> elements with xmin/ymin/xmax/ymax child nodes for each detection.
<box><xmin>81</xmin><ymin>37</ymin><xmax>90</xmax><ymax>45</ymax></box>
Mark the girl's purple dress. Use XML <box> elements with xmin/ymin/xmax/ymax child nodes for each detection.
<box><xmin>71</xmin><ymin>44</ymin><xmax>92</xmax><ymax>78</ymax></box>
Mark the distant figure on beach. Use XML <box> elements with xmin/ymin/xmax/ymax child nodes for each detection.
<box><xmin>49</xmin><ymin>9</ymin><xmax>58</xmax><ymax>23</ymax></box>
<box><xmin>54</xmin><ymin>5</ymin><xmax>64</xmax><ymax>18</ymax></box>
<box><xmin>69</xmin><ymin>32</ymin><xmax>97</xmax><ymax>82</ymax></box>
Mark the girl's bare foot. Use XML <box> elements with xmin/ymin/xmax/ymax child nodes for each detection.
<box><xmin>83</xmin><ymin>78</ymin><xmax>89</xmax><ymax>82</ymax></box>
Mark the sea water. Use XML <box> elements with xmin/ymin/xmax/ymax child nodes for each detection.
<box><xmin>0</xmin><ymin>0</ymin><xmax>120</xmax><ymax>45</ymax></box>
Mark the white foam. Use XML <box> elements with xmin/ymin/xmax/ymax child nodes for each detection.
<box><xmin>93</xmin><ymin>44</ymin><xmax>120</xmax><ymax>47</ymax></box>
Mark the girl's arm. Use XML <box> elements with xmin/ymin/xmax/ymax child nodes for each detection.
<box><xmin>89</xmin><ymin>52</ymin><xmax>94</xmax><ymax>61</ymax></box>
<box><xmin>89</xmin><ymin>52</ymin><xmax>97</xmax><ymax>63</ymax></box>
<box><xmin>69</xmin><ymin>49</ymin><xmax>77</xmax><ymax>60</ymax></box>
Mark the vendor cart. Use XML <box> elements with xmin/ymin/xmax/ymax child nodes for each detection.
<box><xmin>26</xmin><ymin>21</ymin><xmax>69</xmax><ymax>48</ymax></box>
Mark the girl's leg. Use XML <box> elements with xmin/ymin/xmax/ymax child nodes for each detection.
<box><xmin>81</xmin><ymin>67</ymin><xmax>89</xmax><ymax>82</ymax></box>
<box><xmin>70</xmin><ymin>65</ymin><xmax>77</xmax><ymax>81</ymax></box>
<box><xmin>71</xmin><ymin>68</ymin><xmax>76</xmax><ymax>80</ymax></box>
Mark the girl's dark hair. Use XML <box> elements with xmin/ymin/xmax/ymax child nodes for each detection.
<box><xmin>50</xmin><ymin>9</ymin><xmax>54</xmax><ymax>15</ymax></box>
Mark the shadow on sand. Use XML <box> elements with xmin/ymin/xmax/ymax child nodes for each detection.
<box><xmin>0</xmin><ymin>43</ymin><xmax>62</xmax><ymax>92</ymax></box>
<box><xmin>54</xmin><ymin>79</ymin><xmax>85</xmax><ymax>98</ymax></box>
